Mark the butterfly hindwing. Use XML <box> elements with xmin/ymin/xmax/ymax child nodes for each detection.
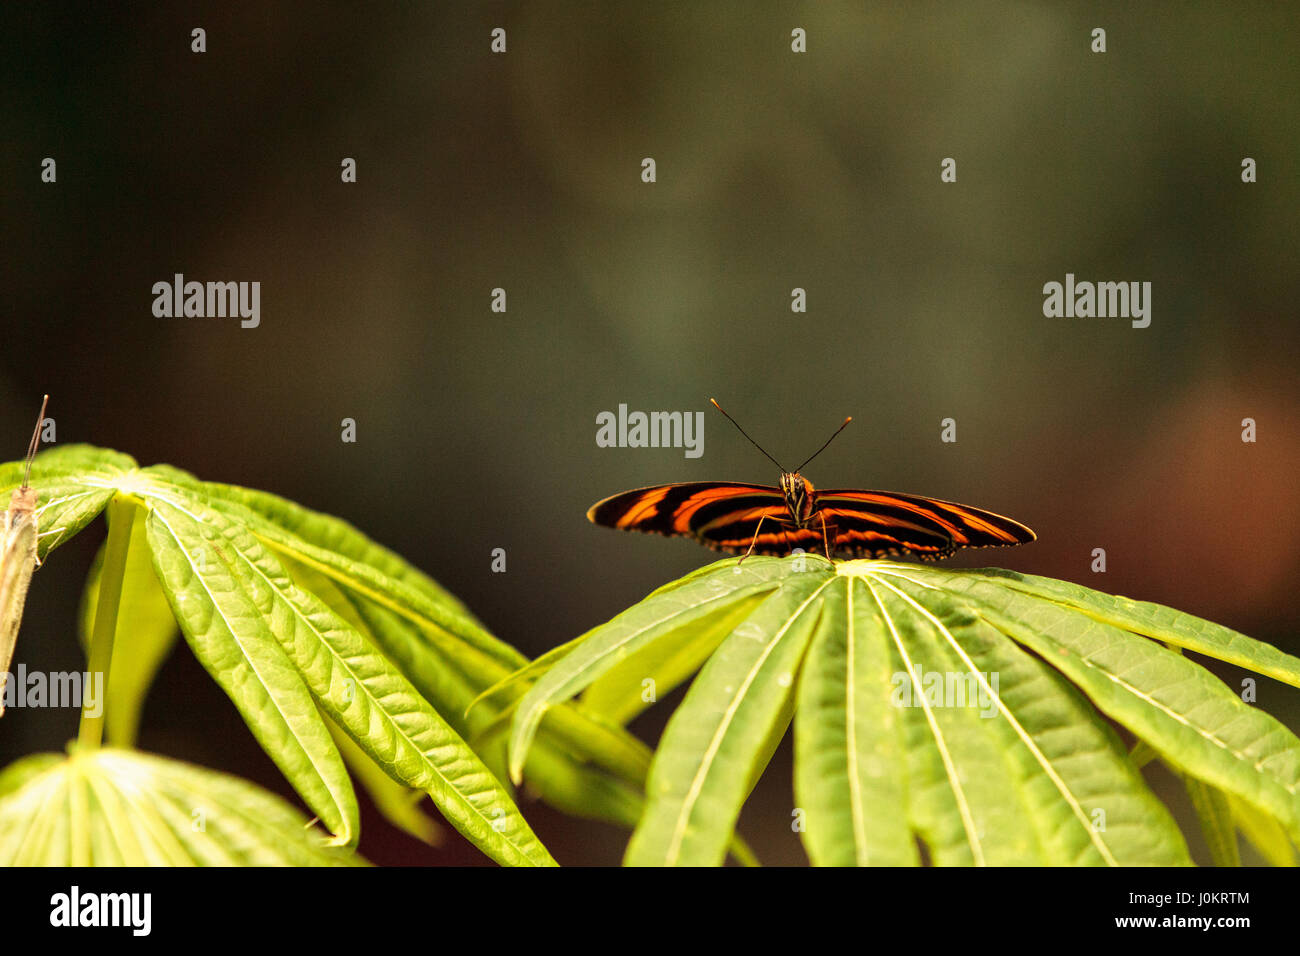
<box><xmin>705</xmin><ymin>523</ymin><xmax>830</xmax><ymax>556</ymax></box>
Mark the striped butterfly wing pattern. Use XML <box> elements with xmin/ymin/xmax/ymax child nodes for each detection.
<box><xmin>588</xmin><ymin>401</ymin><xmax>1035</xmax><ymax>561</ymax></box>
<box><xmin>587</xmin><ymin>480</ymin><xmax>1035</xmax><ymax>559</ymax></box>
<box><xmin>588</xmin><ymin>482</ymin><xmax>798</xmax><ymax>554</ymax></box>
<box><xmin>811</xmin><ymin>488</ymin><xmax>1036</xmax><ymax>559</ymax></box>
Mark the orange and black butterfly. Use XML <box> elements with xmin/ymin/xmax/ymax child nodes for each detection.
<box><xmin>587</xmin><ymin>399</ymin><xmax>1036</xmax><ymax>561</ymax></box>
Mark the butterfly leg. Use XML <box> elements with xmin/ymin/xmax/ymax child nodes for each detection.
<box><xmin>818</xmin><ymin>512</ymin><xmax>835</xmax><ymax>560</ymax></box>
<box><xmin>740</xmin><ymin>512</ymin><xmax>784</xmax><ymax>564</ymax></box>
<box><xmin>33</xmin><ymin>527</ymin><xmax>64</xmax><ymax>568</ymax></box>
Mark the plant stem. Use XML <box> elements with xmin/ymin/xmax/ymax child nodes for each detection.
<box><xmin>77</xmin><ymin>497</ymin><xmax>135</xmax><ymax>749</ymax></box>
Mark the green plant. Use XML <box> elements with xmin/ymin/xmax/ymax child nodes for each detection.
<box><xmin>505</xmin><ymin>555</ymin><xmax>1300</xmax><ymax>866</ymax></box>
<box><xmin>5</xmin><ymin>445</ymin><xmax>1296</xmax><ymax>867</ymax></box>
<box><xmin>0</xmin><ymin>445</ymin><xmax>662</xmax><ymax>866</ymax></box>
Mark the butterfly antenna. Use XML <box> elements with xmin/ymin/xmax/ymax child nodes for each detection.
<box><xmin>709</xmin><ymin>398</ymin><xmax>785</xmax><ymax>471</ymax></box>
<box><xmin>21</xmin><ymin>395</ymin><xmax>48</xmax><ymax>490</ymax></box>
<box><xmin>794</xmin><ymin>415</ymin><xmax>852</xmax><ymax>472</ymax></box>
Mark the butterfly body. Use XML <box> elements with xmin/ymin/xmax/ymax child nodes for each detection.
<box><xmin>0</xmin><ymin>396</ymin><xmax>48</xmax><ymax>716</ymax></box>
<box><xmin>0</xmin><ymin>487</ymin><xmax>38</xmax><ymax>715</ymax></box>
<box><xmin>778</xmin><ymin>472</ymin><xmax>816</xmax><ymax>526</ymax></box>
<box><xmin>588</xmin><ymin>472</ymin><xmax>1035</xmax><ymax>560</ymax></box>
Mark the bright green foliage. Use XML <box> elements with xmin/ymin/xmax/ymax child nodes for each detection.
<box><xmin>508</xmin><ymin>555</ymin><xmax>1300</xmax><ymax>866</ymax></box>
<box><xmin>0</xmin><ymin>748</ymin><xmax>361</xmax><ymax>865</ymax></box>
<box><xmin>6</xmin><ymin>444</ymin><xmax>1296</xmax><ymax>868</ymax></box>
<box><xmin>0</xmin><ymin>445</ymin><xmax>660</xmax><ymax>866</ymax></box>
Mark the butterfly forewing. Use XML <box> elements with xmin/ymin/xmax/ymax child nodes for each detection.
<box><xmin>587</xmin><ymin>481</ymin><xmax>791</xmax><ymax>552</ymax></box>
<box><xmin>813</xmin><ymin>489</ymin><xmax>1036</xmax><ymax>557</ymax></box>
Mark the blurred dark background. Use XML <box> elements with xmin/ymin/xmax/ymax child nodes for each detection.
<box><xmin>1</xmin><ymin>2</ymin><xmax>1297</xmax><ymax>865</ymax></box>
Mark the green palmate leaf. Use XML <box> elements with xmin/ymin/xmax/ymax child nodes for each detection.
<box><xmin>0</xmin><ymin>748</ymin><xmax>361</xmax><ymax>866</ymax></box>
<box><xmin>510</xmin><ymin>555</ymin><xmax>1300</xmax><ymax>866</ymax></box>
<box><xmin>907</xmin><ymin>565</ymin><xmax>1300</xmax><ymax>844</ymax></box>
<box><xmin>3</xmin><ymin>444</ymin><xmax>661</xmax><ymax>863</ymax></box>
<box><xmin>192</xmin><ymin>475</ymin><xmax>653</xmax><ymax>790</ymax></box>
<box><xmin>77</xmin><ymin>501</ymin><xmax>179</xmax><ymax>747</ymax></box>
<box><xmin>145</xmin><ymin>496</ymin><xmax>359</xmax><ymax>847</ymax></box>
<box><xmin>277</xmin><ymin>536</ymin><xmax>656</xmax><ymax>853</ymax></box>
<box><xmin>278</xmin><ymin>539</ymin><xmax>655</xmax><ymax>819</ymax></box>
<box><xmin>145</xmin><ymin>495</ymin><xmax>552</xmax><ymax>867</ymax></box>
<box><xmin>866</xmin><ymin>571</ymin><xmax>1186</xmax><ymax>866</ymax></box>
<box><xmin>268</xmin><ymin>510</ymin><xmax>660</xmax><ymax>847</ymax></box>
<box><xmin>625</xmin><ymin>572</ymin><xmax>831</xmax><ymax>866</ymax></box>
<box><xmin>508</xmin><ymin>557</ymin><xmax>800</xmax><ymax>784</ymax></box>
